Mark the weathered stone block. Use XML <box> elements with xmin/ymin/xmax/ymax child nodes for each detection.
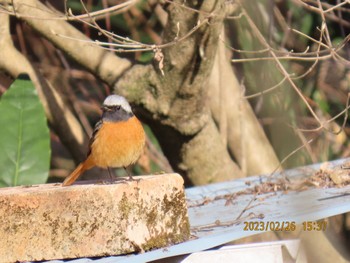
<box><xmin>0</xmin><ymin>174</ymin><xmax>190</xmax><ymax>262</ymax></box>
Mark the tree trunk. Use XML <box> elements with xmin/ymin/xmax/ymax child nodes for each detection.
<box><xmin>117</xmin><ymin>1</ymin><xmax>244</xmax><ymax>185</ymax></box>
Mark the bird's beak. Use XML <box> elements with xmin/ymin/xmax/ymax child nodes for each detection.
<box><xmin>101</xmin><ymin>106</ymin><xmax>114</xmax><ymax>112</ymax></box>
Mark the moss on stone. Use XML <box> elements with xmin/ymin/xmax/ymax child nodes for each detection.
<box><xmin>118</xmin><ymin>192</ymin><xmax>133</xmax><ymax>221</ymax></box>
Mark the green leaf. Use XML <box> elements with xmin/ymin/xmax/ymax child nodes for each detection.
<box><xmin>300</xmin><ymin>14</ymin><xmax>313</xmax><ymax>36</ymax></box>
<box><xmin>0</xmin><ymin>74</ymin><xmax>51</xmax><ymax>187</ymax></box>
<box><xmin>137</xmin><ymin>51</ymin><xmax>154</xmax><ymax>63</ymax></box>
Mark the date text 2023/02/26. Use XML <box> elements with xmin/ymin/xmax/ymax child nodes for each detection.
<box><xmin>243</xmin><ymin>220</ymin><xmax>328</xmax><ymax>232</ymax></box>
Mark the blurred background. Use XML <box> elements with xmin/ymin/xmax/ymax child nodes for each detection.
<box><xmin>1</xmin><ymin>0</ymin><xmax>349</xmax><ymax>186</ymax></box>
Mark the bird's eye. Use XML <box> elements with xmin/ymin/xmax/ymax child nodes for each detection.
<box><xmin>116</xmin><ymin>105</ymin><xmax>121</xmax><ymax>110</ymax></box>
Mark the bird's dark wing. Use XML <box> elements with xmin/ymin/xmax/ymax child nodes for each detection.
<box><xmin>87</xmin><ymin>119</ymin><xmax>103</xmax><ymax>157</ymax></box>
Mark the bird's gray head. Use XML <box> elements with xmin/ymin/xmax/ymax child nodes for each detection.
<box><xmin>103</xmin><ymin>95</ymin><xmax>132</xmax><ymax>113</ymax></box>
<box><xmin>101</xmin><ymin>95</ymin><xmax>133</xmax><ymax>122</ymax></box>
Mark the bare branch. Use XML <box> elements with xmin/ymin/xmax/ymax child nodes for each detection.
<box><xmin>2</xmin><ymin>0</ymin><xmax>131</xmax><ymax>87</ymax></box>
<box><xmin>0</xmin><ymin>0</ymin><xmax>136</xmax><ymax>21</ymax></box>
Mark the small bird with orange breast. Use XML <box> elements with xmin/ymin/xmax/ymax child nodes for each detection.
<box><xmin>62</xmin><ymin>94</ymin><xmax>146</xmax><ymax>186</ymax></box>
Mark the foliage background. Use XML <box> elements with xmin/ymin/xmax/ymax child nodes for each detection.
<box><xmin>0</xmin><ymin>0</ymin><xmax>349</xmax><ymax>183</ymax></box>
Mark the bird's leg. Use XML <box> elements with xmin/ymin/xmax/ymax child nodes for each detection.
<box><xmin>124</xmin><ymin>166</ymin><xmax>134</xmax><ymax>181</ymax></box>
<box><xmin>107</xmin><ymin>167</ymin><xmax>114</xmax><ymax>182</ymax></box>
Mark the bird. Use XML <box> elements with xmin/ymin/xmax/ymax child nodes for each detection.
<box><xmin>62</xmin><ymin>94</ymin><xmax>146</xmax><ymax>186</ymax></box>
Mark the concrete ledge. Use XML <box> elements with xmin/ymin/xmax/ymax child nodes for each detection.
<box><xmin>0</xmin><ymin>174</ymin><xmax>190</xmax><ymax>262</ymax></box>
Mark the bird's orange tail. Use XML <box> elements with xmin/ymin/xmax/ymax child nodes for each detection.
<box><xmin>62</xmin><ymin>158</ymin><xmax>94</xmax><ymax>186</ymax></box>
<box><xmin>62</xmin><ymin>163</ymin><xmax>85</xmax><ymax>186</ymax></box>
